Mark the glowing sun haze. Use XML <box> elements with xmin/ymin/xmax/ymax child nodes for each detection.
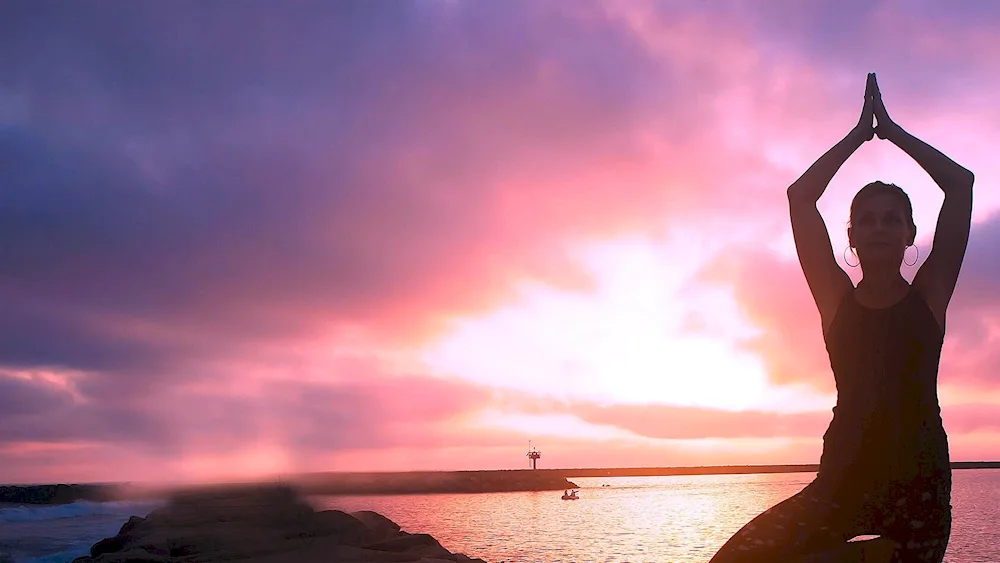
<box><xmin>3</xmin><ymin>0</ymin><xmax>1000</xmax><ymax>484</ymax></box>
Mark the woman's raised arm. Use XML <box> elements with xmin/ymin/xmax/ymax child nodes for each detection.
<box><xmin>787</xmin><ymin>74</ymin><xmax>876</xmax><ymax>331</ymax></box>
<box><xmin>872</xmin><ymin>75</ymin><xmax>975</xmax><ymax>326</ymax></box>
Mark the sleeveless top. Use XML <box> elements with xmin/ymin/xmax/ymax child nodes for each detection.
<box><xmin>818</xmin><ymin>286</ymin><xmax>950</xmax><ymax>486</ymax></box>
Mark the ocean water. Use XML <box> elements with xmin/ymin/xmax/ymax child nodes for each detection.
<box><xmin>312</xmin><ymin>471</ymin><xmax>1000</xmax><ymax>563</ymax></box>
<box><xmin>2</xmin><ymin>470</ymin><xmax>997</xmax><ymax>562</ymax></box>
<box><xmin>0</xmin><ymin>499</ymin><xmax>165</xmax><ymax>563</ymax></box>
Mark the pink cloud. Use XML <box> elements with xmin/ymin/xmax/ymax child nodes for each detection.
<box><xmin>567</xmin><ymin>402</ymin><xmax>831</xmax><ymax>440</ymax></box>
<box><xmin>694</xmin><ymin>249</ymin><xmax>834</xmax><ymax>391</ymax></box>
<box><xmin>944</xmin><ymin>403</ymin><xmax>1000</xmax><ymax>434</ymax></box>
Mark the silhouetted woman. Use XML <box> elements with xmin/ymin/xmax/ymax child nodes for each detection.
<box><xmin>710</xmin><ymin>73</ymin><xmax>974</xmax><ymax>563</ymax></box>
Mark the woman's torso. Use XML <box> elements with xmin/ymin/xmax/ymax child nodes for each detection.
<box><xmin>819</xmin><ymin>285</ymin><xmax>949</xmax><ymax>486</ymax></box>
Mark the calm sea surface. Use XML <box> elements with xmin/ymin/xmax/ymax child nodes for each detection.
<box><xmin>2</xmin><ymin>470</ymin><xmax>998</xmax><ymax>562</ymax></box>
<box><xmin>312</xmin><ymin>471</ymin><xmax>1000</xmax><ymax>563</ymax></box>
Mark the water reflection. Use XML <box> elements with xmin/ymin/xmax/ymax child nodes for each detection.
<box><xmin>311</xmin><ymin>471</ymin><xmax>991</xmax><ymax>563</ymax></box>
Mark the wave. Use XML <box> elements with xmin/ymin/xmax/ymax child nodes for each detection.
<box><xmin>0</xmin><ymin>499</ymin><xmax>162</xmax><ymax>523</ymax></box>
<box><xmin>16</xmin><ymin>545</ymin><xmax>94</xmax><ymax>563</ymax></box>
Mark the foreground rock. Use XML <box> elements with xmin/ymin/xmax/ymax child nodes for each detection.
<box><xmin>71</xmin><ymin>484</ymin><xmax>486</xmax><ymax>563</ymax></box>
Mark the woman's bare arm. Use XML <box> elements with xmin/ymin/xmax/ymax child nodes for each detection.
<box><xmin>787</xmin><ymin>75</ymin><xmax>875</xmax><ymax>331</ymax></box>
<box><xmin>872</xmin><ymin>76</ymin><xmax>974</xmax><ymax>327</ymax></box>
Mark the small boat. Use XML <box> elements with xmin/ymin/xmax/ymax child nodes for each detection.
<box><xmin>561</xmin><ymin>490</ymin><xmax>579</xmax><ymax>500</ymax></box>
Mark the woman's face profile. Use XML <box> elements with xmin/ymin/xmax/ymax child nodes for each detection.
<box><xmin>849</xmin><ymin>192</ymin><xmax>913</xmax><ymax>264</ymax></box>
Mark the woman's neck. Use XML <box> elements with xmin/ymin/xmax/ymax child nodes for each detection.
<box><xmin>858</xmin><ymin>267</ymin><xmax>908</xmax><ymax>298</ymax></box>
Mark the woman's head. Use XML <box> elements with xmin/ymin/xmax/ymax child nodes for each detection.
<box><xmin>847</xmin><ymin>181</ymin><xmax>916</xmax><ymax>267</ymax></box>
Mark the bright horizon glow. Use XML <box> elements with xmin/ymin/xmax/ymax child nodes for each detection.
<box><xmin>424</xmin><ymin>235</ymin><xmax>835</xmax><ymax>413</ymax></box>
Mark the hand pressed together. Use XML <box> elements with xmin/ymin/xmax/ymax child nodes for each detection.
<box><xmin>871</xmin><ymin>73</ymin><xmax>899</xmax><ymax>140</ymax></box>
<box><xmin>850</xmin><ymin>73</ymin><xmax>876</xmax><ymax>142</ymax></box>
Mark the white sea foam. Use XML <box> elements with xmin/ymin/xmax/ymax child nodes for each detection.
<box><xmin>0</xmin><ymin>500</ymin><xmax>157</xmax><ymax>523</ymax></box>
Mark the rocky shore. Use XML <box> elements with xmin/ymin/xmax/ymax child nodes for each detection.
<box><xmin>71</xmin><ymin>484</ymin><xmax>486</xmax><ymax>563</ymax></box>
<box><xmin>0</xmin><ymin>470</ymin><xmax>577</xmax><ymax>505</ymax></box>
<box><xmin>293</xmin><ymin>469</ymin><xmax>578</xmax><ymax>495</ymax></box>
<box><xmin>0</xmin><ymin>483</ymin><xmax>115</xmax><ymax>505</ymax></box>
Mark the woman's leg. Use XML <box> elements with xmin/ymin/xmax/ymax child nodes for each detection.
<box><xmin>709</xmin><ymin>481</ymin><xmax>859</xmax><ymax>563</ymax></box>
<box><xmin>874</xmin><ymin>475</ymin><xmax>952</xmax><ymax>563</ymax></box>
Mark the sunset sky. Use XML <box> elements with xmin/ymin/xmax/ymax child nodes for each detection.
<box><xmin>3</xmin><ymin>1</ymin><xmax>1000</xmax><ymax>485</ymax></box>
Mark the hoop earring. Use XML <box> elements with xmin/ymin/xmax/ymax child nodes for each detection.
<box><xmin>904</xmin><ymin>244</ymin><xmax>920</xmax><ymax>267</ymax></box>
<box><xmin>843</xmin><ymin>246</ymin><xmax>859</xmax><ymax>268</ymax></box>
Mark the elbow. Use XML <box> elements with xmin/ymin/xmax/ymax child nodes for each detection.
<box><xmin>950</xmin><ymin>169</ymin><xmax>975</xmax><ymax>194</ymax></box>
<box><xmin>963</xmin><ymin>169</ymin><xmax>975</xmax><ymax>189</ymax></box>
<box><xmin>787</xmin><ymin>184</ymin><xmax>817</xmax><ymax>206</ymax></box>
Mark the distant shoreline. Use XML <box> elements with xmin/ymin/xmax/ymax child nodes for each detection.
<box><xmin>293</xmin><ymin>460</ymin><xmax>1000</xmax><ymax>482</ymax></box>
<box><xmin>542</xmin><ymin>460</ymin><xmax>1000</xmax><ymax>477</ymax></box>
<box><xmin>4</xmin><ymin>462</ymin><xmax>1000</xmax><ymax>503</ymax></box>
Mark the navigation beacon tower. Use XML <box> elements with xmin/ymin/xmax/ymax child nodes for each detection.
<box><xmin>526</xmin><ymin>440</ymin><xmax>541</xmax><ymax>470</ymax></box>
